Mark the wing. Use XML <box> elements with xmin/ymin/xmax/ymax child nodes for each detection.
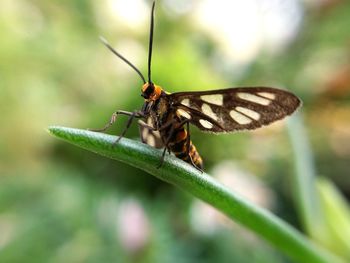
<box><xmin>169</xmin><ymin>87</ymin><xmax>301</xmax><ymax>133</ymax></box>
<box><xmin>139</xmin><ymin>117</ymin><xmax>164</xmax><ymax>148</ymax></box>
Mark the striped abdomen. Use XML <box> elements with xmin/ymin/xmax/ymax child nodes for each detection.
<box><xmin>168</xmin><ymin>127</ymin><xmax>203</xmax><ymax>169</ymax></box>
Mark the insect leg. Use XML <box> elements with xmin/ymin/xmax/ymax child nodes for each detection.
<box><xmin>158</xmin><ymin>118</ymin><xmax>189</xmax><ymax>131</ymax></box>
<box><xmin>137</xmin><ymin>120</ymin><xmax>157</xmax><ymax>131</ymax></box>
<box><xmin>115</xmin><ymin>111</ymin><xmax>144</xmax><ymax>143</ymax></box>
<box><xmin>139</xmin><ymin>117</ymin><xmax>183</xmax><ymax>133</ymax></box>
<box><xmin>186</xmin><ymin>121</ymin><xmax>203</xmax><ymax>172</ymax></box>
<box><xmin>156</xmin><ymin>148</ymin><xmax>168</xmax><ymax>169</ymax></box>
<box><xmin>89</xmin><ymin>110</ymin><xmax>143</xmax><ymax>132</ymax></box>
<box><xmin>159</xmin><ymin>119</ymin><xmax>189</xmax><ymax>153</ymax></box>
<box><xmin>156</xmin><ymin>125</ymin><xmax>175</xmax><ymax>169</ymax></box>
<box><xmin>154</xmin><ymin>118</ymin><xmax>190</xmax><ymax>168</ymax></box>
<box><xmin>153</xmin><ymin>119</ymin><xmax>176</xmax><ymax>154</ymax></box>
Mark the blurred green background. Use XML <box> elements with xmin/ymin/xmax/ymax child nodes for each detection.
<box><xmin>1</xmin><ymin>0</ymin><xmax>349</xmax><ymax>262</ymax></box>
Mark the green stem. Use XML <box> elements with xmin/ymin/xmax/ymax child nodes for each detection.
<box><xmin>48</xmin><ymin>126</ymin><xmax>344</xmax><ymax>263</ymax></box>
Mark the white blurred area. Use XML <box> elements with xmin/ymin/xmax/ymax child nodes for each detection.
<box><xmin>99</xmin><ymin>0</ymin><xmax>149</xmax><ymax>30</ymax></box>
<box><xmin>192</xmin><ymin>0</ymin><xmax>303</xmax><ymax>72</ymax></box>
<box><xmin>94</xmin><ymin>0</ymin><xmax>150</xmax><ymax>80</ymax></box>
<box><xmin>96</xmin><ymin>0</ymin><xmax>303</xmax><ymax>73</ymax></box>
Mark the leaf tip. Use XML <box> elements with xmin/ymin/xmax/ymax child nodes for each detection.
<box><xmin>47</xmin><ymin>125</ymin><xmax>56</xmax><ymax>133</ymax></box>
<box><xmin>47</xmin><ymin>125</ymin><xmax>65</xmax><ymax>138</ymax></box>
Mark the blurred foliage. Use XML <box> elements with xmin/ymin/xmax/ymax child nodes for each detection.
<box><xmin>0</xmin><ymin>0</ymin><xmax>349</xmax><ymax>262</ymax></box>
<box><xmin>316</xmin><ymin>177</ymin><xmax>350</xmax><ymax>259</ymax></box>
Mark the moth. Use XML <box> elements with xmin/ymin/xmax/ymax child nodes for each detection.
<box><xmin>92</xmin><ymin>2</ymin><xmax>301</xmax><ymax>170</ymax></box>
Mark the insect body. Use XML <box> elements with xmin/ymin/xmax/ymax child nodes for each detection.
<box><xmin>92</xmin><ymin>2</ymin><xmax>301</xmax><ymax>170</ymax></box>
<box><xmin>140</xmin><ymin>83</ymin><xmax>204</xmax><ymax>168</ymax></box>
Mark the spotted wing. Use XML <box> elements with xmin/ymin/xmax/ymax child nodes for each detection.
<box><xmin>169</xmin><ymin>87</ymin><xmax>301</xmax><ymax>133</ymax></box>
<box><xmin>139</xmin><ymin>117</ymin><xmax>164</xmax><ymax>148</ymax></box>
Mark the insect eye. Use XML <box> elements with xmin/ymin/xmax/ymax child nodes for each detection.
<box><xmin>146</xmin><ymin>85</ymin><xmax>154</xmax><ymax>95</ymax></box>
<box><xmin>142</xmin><ymin>84</ymin><xmax>155</xmax><ymax>98</ymax></box>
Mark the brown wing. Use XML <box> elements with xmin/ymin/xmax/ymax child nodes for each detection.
<box><xmin>169</xmin><ymin>87</ymin><xmax>301</xmax><ymax>133</ymax></box>
<box><xmin>139</xmin><ymin>117</ymin><xmax>164</xmax><ymax>148</ymax></box>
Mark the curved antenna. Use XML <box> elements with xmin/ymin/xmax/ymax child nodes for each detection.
<box><xmin>99</xmin><ymin>36</ymin><xmax>146</xmax><ymax>84</ymax></box>
<box><xmin>147</xmin><ymin>1</ymin><xmax>156</xmax><ymax>84</ymax></box>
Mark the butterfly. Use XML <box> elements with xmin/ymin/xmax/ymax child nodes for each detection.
<box><xmin>91</xmin><ymin>2</ymin><xmax>301</xmax><ymax>170</ymax></box>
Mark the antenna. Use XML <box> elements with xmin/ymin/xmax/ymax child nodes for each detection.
<box><xmin>147</xmin><ymin>1</ymin><xmax>156</xmax><ymax>84</ymax></box>
<box><xmin>99</xmin><ymin>36</ymin><xmax>146</xmax><ymax>84</ymax></box>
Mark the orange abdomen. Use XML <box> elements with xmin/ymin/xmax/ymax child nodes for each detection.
<box><xmin>168</xmin><ymin>128</ymin><xmax>203</xmax><ymax>169</ymax></box>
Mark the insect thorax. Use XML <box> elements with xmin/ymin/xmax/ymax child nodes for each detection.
<box><xmin>150</xmin><ymin>97</ymin><xmax>170</xmax><ymax>128</ymax></box>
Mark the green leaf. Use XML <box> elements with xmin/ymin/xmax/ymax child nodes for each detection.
<box><xmin>48</xmin><ymin>126</ymin><xmax>344</xmax><ymax>263</ymax></box>
<box><xmin>317</xmin><ymin>177</ymin><xmax>350</xmax><ymax>259</ymax></box>
<box><xmin>287</xmin><ymin>114</ymin><xmax>350</xmax><ymax>260</ymax></box>
<box><xmin>286</xmin><ymin>113</ymin><xmax>324</xmax><ymax>238</ymax></box>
